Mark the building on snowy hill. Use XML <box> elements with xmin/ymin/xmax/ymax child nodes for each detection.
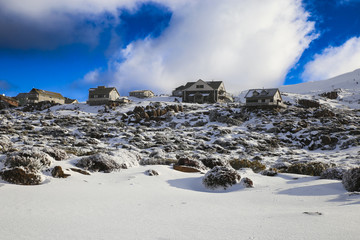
<box><xmin>245</xmin><ymin>88</ymin><xmax>286</xmax><ymax>108</ymax></box>
<box><xmin>172</xmin><ymin>85</ymin><xmax>187</xmax><ymax>97</ymax></box>
<box><xmin>27</xmin><ymin>88</ymin><xmax>65</xmax><ymax>104</ymax></box>
<box><xmin>64</xmin><ymin>97</ymin><xmax>79</xmax><ymax>104</ymax></box>
<box><xmin>180</xmin><ymin>79</ymin><xmax>233</xmax><ymax>103</ymax></box>
<box><xmin>129</xmin><ymin>90</ymin><xmax>154</xmax><ymax>98</ymax></box>
<box><xmin>0</xmin><ymin>94</ymin><xmax>19</xmax><ymax>108</ymax></box>
<box><xmin>15</xmin><ymin>93</ymin><xmax>29</xmax><ymax>106</ymax></box>
<box><xmin>87</xmin><ymin>86</ymin><xmax>120</xmax><ymax>106</ymax></box>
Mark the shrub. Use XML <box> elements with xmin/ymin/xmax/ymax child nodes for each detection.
<box><xmin>342</xmin><ymin>167</ymin><xmax>360</xmax><ymax>192</ymax></box>
<box><xmin>173</xmin><ymin>157</ymin><xmax>208</xmax><ymax>173</ymax></box>
<box><xmin>42</xmin><ymin>147</ymin><xmax>68</xmax><ymax>161</ymax></box>
<box><xmin>5</xmin><ymin>149</ymin><xmax>52</xmax><ymax>172</ymax></box>
<box><xmin>51</xmin><ymin>166</ymin><xmax>70</xmax><ymax>178</ymax></box>
<box><xmin>229</xmin><ymin>159</ymin><xmax>266</xmax><ymax>173</ymax></box>
<box><xmin>202</xmin><ymin>166</ymin><xmax>241</xmax><ymax>190</ymax></box>
<box><xmin>286</xmin><ymin>162</ymin><xmax>331</xmax><ymax>176</ymax></box>
<box><xmin>201</xmin><ymin>158</ymin><xmax>229</xmax><ymax>169</ymax></box>
<box><xmin>76</xmin><ymin>153</ymin><xmax>126</xmax><ymax>173</ymax></box>
<box><xmin>0</xmin><ymin>168</ymin><xmax>42</xmax><ymax>185</ymax></box>
<box><xmin>0</xmin><ymin>136</ymin><xmax>12</xmax><ymax>153</ymax></box>
<box><xmin>320</xmin><ymin>167</ymin><xmax>344</xmax><ymax>180</ymax></box>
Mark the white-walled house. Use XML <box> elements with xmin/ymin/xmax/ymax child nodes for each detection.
<box><xmin>245</xmin><ymin>88</ymin><xmax>286</xmax><ymax>108</ymax></box>
<box><xmin>87</xmin><ymin>86</ymin><xmax>120</xmax><ymax>106</ymax></box>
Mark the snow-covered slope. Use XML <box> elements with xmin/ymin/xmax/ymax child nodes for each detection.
<box><xmin>280</xmin><ymin>68</ymin><xmax>360</xmax><ymax>94</ymax></box>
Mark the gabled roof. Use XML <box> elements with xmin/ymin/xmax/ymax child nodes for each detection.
<box><xmin>183</xmin><ymin>79</ymin><xmax>224</xmax><ymax>90</ymax></box>
<box><xmin>245</xmin><ymin>88</ymin><xmax>280</xmax><ymax>99</ymax></box>
<box><xmin>30</xmin><ymin>88</ymin><xmax>65</xmax><ymax>99</ymax></box>
<box><xmin>89</xmin><ymin>86</ymin><xmax>120</xmax><ymax>96</ymax></box>
<box><xmin>129</xmin><ymin>90</ymin><xmax>154</xmax><ymax>94</ymax></box>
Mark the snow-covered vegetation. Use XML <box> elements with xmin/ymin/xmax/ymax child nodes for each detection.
<box><xmin>1</xmin><ymin>71</ymin><xmax>360</xmax><ymax>239</ymax></box>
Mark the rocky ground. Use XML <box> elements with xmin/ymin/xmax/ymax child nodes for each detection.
<box><xmin>1</xmin><ymin>96</ymin><xmax>359</xmax><ymax>187</ymax></box>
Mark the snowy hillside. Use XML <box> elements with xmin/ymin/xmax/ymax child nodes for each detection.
<box><xmin>1</xmin><ymin>78</ymin><xmax>360</xmax><ymax>239</ymax></box>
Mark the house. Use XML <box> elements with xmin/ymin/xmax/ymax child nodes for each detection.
<box><xmin>181</xmin><ymin>79</ymin><xmax>233</xmax><ymax>103</ymax></box>
<box><xmin>15</xmin><ymin>93</ymin><xmax>29</xmax><ymax>106</ymax></box>
<box><xmin>129</xmin><ymin>90</ymin><xmax>154</xmax><ymax>98</ymax></box>
<box><xmin>0</xmin><ymin>94</ymin><xmax>19</xmax><ymax>107</ymax></box>
<box><xmin>87</xmin><ymin>86</ymin><xmax>120</xmax><ymax>106</ymax></box>
<box><xmin>172</xmin><ymin>85</ymin><xmax>187</xmax><ymax>97</ymax></box>
<box><xmin>244</xmin><ymin>88</ymin><xmax>286</xmax><ymax>108</ymax></box>
<box><xmin>64</xmin><ymin>97</ymin><xmax>79</xmax><ymax>104</ymax></box>
<box><xmin>27</xmin><ymin>88</ymin><xmax>65</xmax><ymax>104</ymax></box>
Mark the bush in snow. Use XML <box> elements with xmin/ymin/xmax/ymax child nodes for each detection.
<box><xmin>201</xmin><ymin>158</ymin><xmax>229</xmax><ymax>169</ymax></box>
<box><xmin>0</xmin><ymin>168</ymin><xmax>42</xmax><ymax>185</ymax></box>
<box><xmin>76</xmin><ymin>153</ymin><xmax>126</xmax><ymax>173</ymax></box>
<box><xmin>173</xmin><ymin>157</ymin><xmax>208</xmax><ymax>173</ymax></box>
<box><xmin>320</xmin><ymin>167</ymin><xmax>344</xmax><ymax>180</ymax></box>
<box><xmin>51</xmin><ymin>166</ymin><xmax>70</xmax><ymax>178</ymax></box>
<box><xmin>286</xmin><ymin>162</ymin><xmax>332</xmax><ymax>176</ymax></box>
<box><xmin>0</xmin><ymin>136</ymin><xmax>12</xmax><ymax>153</ymax></box>
<box><xmin>42</xmin><ymin>147</ymin><xmax>68</xmax><ymax>161</ymax></box>
<box><xmin>229</xmin><ymin>159</ymin><xmax>266</xmax><ymax>173</ymax></box>
<box><xmin>202</xmin><ymin>166</ymin><xmax>241</xmax><ymax>190</ymax></box>
<box><xmin>5</xmin><ymin>149</ymin><xmax>52</xmax><ymax>172</ymax></box>
<box><xmin>241</xmin><ymin>177</ymin><xmax>254</xmax><ymax>188</ymax></box>
<box><xmin>342</xmin><ymin>167</ymin><xmax>360</xmax><ymax>192</ymax></box>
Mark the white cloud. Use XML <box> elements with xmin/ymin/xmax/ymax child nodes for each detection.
<box><xmin>1</xmin><ymin>0</ymin><xmax>317</xmax><ymax>93</ymax></box>
<box><xmin>302</xmin><ymin>37</ymin><xmax>360</xmax><ymax>82</ymax></box>
<box><xmin>83</xmin><ymin>69</ymin><xmax>101</xmax><ymax>84</ymax></box>
<box><xmin>106</xmin><ymin>0</ymin><xmax>316</xmax><ymax>94</ymax></box>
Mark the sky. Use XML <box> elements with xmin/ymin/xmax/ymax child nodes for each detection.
<box><xmin>1</xmin><ymin>0</ymin><xmax>360</xmax><ymax>101</ymax></box>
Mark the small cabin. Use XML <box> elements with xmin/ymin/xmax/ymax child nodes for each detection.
<box><xmin>87</xmin><ymin>86</ymin><xmax>120</xmax><ymax>106</ymax></box>
<box><xmin>245</xmin><ymin>88</ymin><xmax>286</xmax><ymax>108</ymax></box>
<box><xmin>27</xmin><ymin>88</ymin><xmax>65</xmax><ymax>104</ymax></box>
<box><xmin>0</xmin><ymin>94</ymin><xmax>19</xmax><ymax>107</ymax></box>
<box><xmin>129</xmin><ymin>90</ymin><xmax>154</xmax><ymax>98</ymax></box>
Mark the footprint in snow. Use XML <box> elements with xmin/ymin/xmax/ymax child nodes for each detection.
<box><xmin>303</xmin><ymin>211</ymin><xmax>322</xmax><ymax>216</ymax></box>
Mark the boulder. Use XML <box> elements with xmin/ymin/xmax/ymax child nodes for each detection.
<box><xmin>51</xmin><ymin>166</ymin><xmax>70</xmax><ymax>178</ymax></box>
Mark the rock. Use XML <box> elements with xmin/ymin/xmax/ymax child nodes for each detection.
<box><xmin>51</xmin><ymin>166</ymin><xmax>70</xmax><ymax>178</ymax></box>
<box><xmin>261</xmin><ymin>168</ymin><xmax>278</xmax><ymax>176</ymax></box>
<box><xmin>342</xmin><ymin>167</ymin><xmax>360</xmax><ymax>192</ymax></box>
<box><xmin>145</xmin><ymin>169</ymin><xmax>159</xmax><ymax>176</ymax></box>
<box><xmin>202</xmin><ymin>166</ymin><xmax>241</xmax><ymax>190</ymax></box>
<box><xmin>241</xmin><ymin>177</ymin><xmax>254</xmax><ymax>188</ymax></box>
<box><xmin>173</xmin><ymin>165</ymin><xmax>202</xmax><ymax>173</ymax></box>
<box><xmin>70</xmin><ymin>168</ymin><xmax>91</xmax><ymax>175</ymax></box>
<box><xmin>0</xmin><ymin>168</ymin><xmax>42</xmax><ymax>185</ymax></box>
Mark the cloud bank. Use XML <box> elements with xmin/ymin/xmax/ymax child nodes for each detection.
<box><xmin>106</xmin><ymin>0</ymin><xmax>316</xmax><ymax>94</ymax></box>
<box><xmin>0</xmin><ymin>0</ymin><xmax>317</xmax><ymax>94</ymax></box>
<box><xmin>302</xmin><ymin>37</ymin><xmax>360</xmax><ymax>81</ymax></box>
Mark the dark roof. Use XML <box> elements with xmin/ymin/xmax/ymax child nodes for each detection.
<box><xmin>30</xmin><ymin>88</ymin><xmax>65</xmax><ymax>99</ymax></box>
<box><xmin>245</xmin><ymin>88</ymin><xmax>280</xmax><ymax>99</ymax></box>
<box><xmin>64</xmin><ymin>97</ymin><xmax>78</xmax><ymax>104</ymax></box>
<box><xmin>15</xmin><ymin>93</ymin><xmax>29</xmax><ymax>99</ymax></box>
<box><xmin>89</xmin><ymin>86</ymin><xmax>120</xmax><ymax>96</ymax></box>
<box><xmin>182</xmin><ymin>80</ymin><xmax>224</xmax><ymax>90</ymax></box>
<box><xmin>174</xmin><ymin>85</ymin><xmax>187</xmax><ymax>91</ymax></box>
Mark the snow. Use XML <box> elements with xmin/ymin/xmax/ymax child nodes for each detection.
<box><xmin>0</xmin><ymin>165</ymin><xmax>359</xmax><ymax>240</ymax></box>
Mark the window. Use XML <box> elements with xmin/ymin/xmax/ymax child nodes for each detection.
<box><xmin>270</xmin><ymin>99</ymin><xmax>273</xmax><ymax>102</ymax></box>
<box><xmin>196</xmin><ymin>85</ymin><xmax>204</xmax><ymax>88</ymax></box>
<box><xmin>261</xmin><ymin>99</ymin><xmax>265</xmax><ymax>102</ymax></box>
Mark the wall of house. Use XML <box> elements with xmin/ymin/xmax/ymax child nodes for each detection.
<box><xmin>28</xmin><ymin>93</ymin><xmax>64</xmax><ymax>104</ymax></box>
<box><xmin>183</xmin><ymin>90</ymin><xmax>217</xmax><ymax>103</ymax></box>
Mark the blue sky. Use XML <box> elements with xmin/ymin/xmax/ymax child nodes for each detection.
<box><xmin>1</xmin><ymin>0</ymin><xmax>360</xmax><ymax>101</ymax></box>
